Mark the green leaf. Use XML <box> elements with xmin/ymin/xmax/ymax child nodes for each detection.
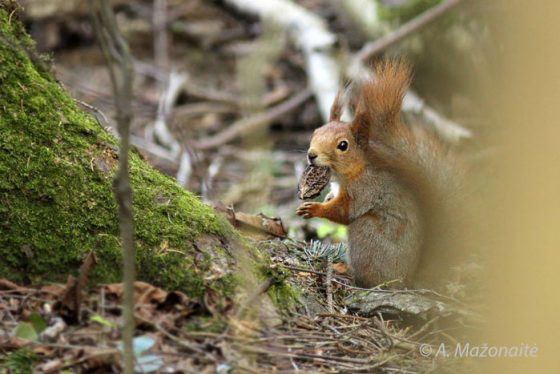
<box><xmin>2</xmin><ymin>348</ymin><xmax>37</xmax><ymax>373</ymax></box>
<box><xmin>90</xmin><ymin>314</ymin><xmax>116</xmax><ymax>328</ymax></box>
<box><xmin>14</xmin><ymin>322</ymin><xmax>39</xmax><ymax>342</ymax></box>
<box><xmin>28</xmin><ymin>312</ymin><xmax>47</xmax><ymax>334</ymax></box>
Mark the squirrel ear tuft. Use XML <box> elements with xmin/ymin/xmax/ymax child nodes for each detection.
<box><xmin>329</xmin><ymin>88</ymin><xmax>344</xmax><ymax>122</ymax></box>
<box><xmin>329</xmin><ymin>80</ymin><xmax>354</xmax><ymax>122</ymax></box>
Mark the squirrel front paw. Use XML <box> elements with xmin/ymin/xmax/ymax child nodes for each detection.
<box><xmin>296</xmin><ymin>202</ymin><xmax>321</xmax><ymax>219</ymax></box>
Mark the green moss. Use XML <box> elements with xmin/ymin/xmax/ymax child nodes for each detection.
<box><xmin>257</xmin><ymin>261</ymin><xmax>301</xmax><ymax>311</ymax></box>
<box><xmin>0</xmin><ymin>6</ymin><xmax>300</xmax><ymax>310</ymax></box>
<box><xmin>0</xmin><ymin>7</ymin><xmax>231</xmax><ymax>295</ymax></box>
<box><xmin>267</xmin><ymin>281</ymin><xmax>301</xmax><ymax>311</ymax></box>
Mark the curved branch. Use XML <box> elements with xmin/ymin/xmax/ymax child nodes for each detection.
<box><xmin>194</xmin><ymin>89</ymin><xmax>312</xmax><ymax>150</ymax></box>
<box><xmin>355</xmin><ymin>0</ymin><xmax>463</xmax><ymax>62</ymax></box>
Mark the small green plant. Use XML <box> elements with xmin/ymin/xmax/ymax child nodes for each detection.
<box><xmin>2</xmin><ymin>348</ymin><xmax>37</xmax><ymax>374</ymax></box>
<box><xmin>90</xmin><ymin>314</ymin><xmax>117</xmax><ymax>328</ymax></box>
<box><xmin>13</xmin><ymin>312</ymin><xmax>47</xmax><ymax>342</ymax></box>
<box><xmin>304</xmin><ymin>240</ymin><xmax>347</xmax><ymax>263</ymax></box>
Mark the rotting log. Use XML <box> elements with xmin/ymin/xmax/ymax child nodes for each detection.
<box><xmin>0</xmin><ymin>4</ymin><xmax>292</xmax><ymax>306</ymax></box>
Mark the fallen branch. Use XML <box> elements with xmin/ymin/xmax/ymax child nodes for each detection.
<box><xmin>354</xmin><ymin>0</ymin><xmax>464</xmax><ymax>62</ymax></box>
<box><xmin>402</xmin><ymin>91</ymin><xmax>472</xmax><ymax>141</ymax></box>
<box><xmin>0</xmin><ymin>279</ymin><xmax>32</xmax><ymax>293</ymax></box>
<box><xmin>148</xmin><ymin>71</ymin><xmax>192</xmax><ymax>186</ymax></box>
<box><xmin>223</xmin><ymin>0</ymin><xmax>339</xmax><ymax>121</ymax></box>
<box><xmin>194</xmin><ymin>89</ymin><xmax>312</xmax><ymax>150</ymax></box>
<box><xmin>148</xmin><ymin>70</ymin><xmax>185</xmax><ymax>156</ymax></box>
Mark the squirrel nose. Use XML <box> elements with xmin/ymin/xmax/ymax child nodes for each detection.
<box><xmin>307</xmin><ymin>151</ymin><xmax>318</xmax><ymax>165</ymax></box>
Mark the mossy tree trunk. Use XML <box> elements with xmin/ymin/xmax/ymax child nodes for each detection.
<box><xmin>0</xmin><ymin>4</ymin><xmax>270</xmax><ymax>300</ymax></box>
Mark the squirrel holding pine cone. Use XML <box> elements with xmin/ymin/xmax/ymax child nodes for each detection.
<box><xmin>297</xmin><ymin>60</ymin><xmax>466</xmax><ymax>289</ymax></box>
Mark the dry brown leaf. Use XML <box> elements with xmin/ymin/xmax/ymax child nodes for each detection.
<box><xmin>103</xmin><ymin>281</ymin><xmax>187</xmax><ymax>306</ymax></box>
<box><xmin>40</xmin><ymin>284</ymin><xmax>66</xmax><ymax>298</ymax></box>
<box><xmin>332</xmin><ymin>263</ymin><xmax>348</xmax><ymax>274</ymax></box>
<box><xmin>57</xmin><ymin>251</ymin><xmax>97</xmax><ymax>322</ymax></box>
<box><xmin>102</xmin><ymin>281</ymin><xmax>193</xmax><ymax>326</ymax></box>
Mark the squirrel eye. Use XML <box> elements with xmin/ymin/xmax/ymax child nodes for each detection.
<box><xmin>337</xmin><ymin>140</ymin><xmax>348</xmax><ymax>152</ymax></box>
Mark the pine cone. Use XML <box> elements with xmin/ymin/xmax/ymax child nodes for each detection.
<box><xmin>297</xmin><ymin>165</ymin><xmax>331</xmax><ymax>200</ymax></box>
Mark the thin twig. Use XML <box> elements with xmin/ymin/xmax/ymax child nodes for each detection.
<box><xmin>134</xmin><ymin>314</ymin><xmax>216</xmax><ymax>361</ymax></box>
<box><xmin>355</xmin><ymin>0</ymin><xmax>463</xmax><ymax>62</ymax></box>
<box><xmin>195</xmin><ymin>88</ymin><xmax>312</xmax><ymax>150</ymax></box>
<box><xmin>88</xmin><ymin>1</ymin><xmax>135</xmax><ymax>373</ymax></box>
<box><xmin>325</xmin><ymin>254</ymin><xmax>334</xmax><ymax>313</ymax></box>
<box><xmin>283</xmin><ymin>265</ymin><xmax>327</xmax><ymax>276</ymax></box>
<box><xmin>153</xmin><ymin>0</ymin><xmax>169</xmax><ymax>69</ymax></box>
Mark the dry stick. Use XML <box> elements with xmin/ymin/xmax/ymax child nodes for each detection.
<box><xmin>75</xmin><ymin>99</ymin><xmax>179</xmax><ymax>166</ymax></box>
<box><xmin>88</xmin><ymin>1</ymin><xmax>135</xmax><ymax>373</ymax></box>
<box><xmin>283</xmin><ymin>265</ymin><xmax>327</xmax><ymax>276</ymax></box>
<box><xmin>195</xmin><ymin>88</ymin><xmax>312</xmax><ymax>150</ymax></box>
<box><xmin>152</xmin><ymin>71</ymin><xmax>185</xmax><ymax>155</ymax></box>
<box><xmin>354</xmin><ymin>0</ymin><xmax>463</xmax><ymax>62</ymax></box>
<box><xmin>0</xmin><ymin>279</ymin><xmax>32</xmax><ymax>293</ymax></box>
<box><xmin>134</xmin><ymin>314</ymin><xmax>216</xmax><ymax>361</ymax></box>
<box><xmin>153</xmin><ymin>0</ymin><xmax>168</xmax><ymax>70</ymax></box>
<box><xmin>234</xmin><ymin>343</ymin><xmax>386</xmax><ymax>365</ymax></box>
<box><xmin>325</xmin><ymin>254</ymin><xmax>334</xmax><ymax>313</ymax></box>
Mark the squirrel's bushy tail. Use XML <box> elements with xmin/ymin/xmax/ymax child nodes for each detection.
<box><xmin>352</xmin><ymin>59</ymin><xmax>412</xmax><ymax>142</ymax></box>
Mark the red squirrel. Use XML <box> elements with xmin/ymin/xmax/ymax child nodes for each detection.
<box><xmin>297</xmin><ymin>60</ymin><xmax>464</xmax><ymax>288</ymax></box>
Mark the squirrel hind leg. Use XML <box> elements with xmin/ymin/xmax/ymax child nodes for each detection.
<box><xmin>348</xmin><ymin>213</ymin><xmax>420</xmax><ymax>289</ymax></box>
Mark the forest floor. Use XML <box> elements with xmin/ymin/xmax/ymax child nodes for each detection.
<box><xmin>0</xmin><ymin>237</ymin><xmax>482</xmax><ymax>372</ymax></box>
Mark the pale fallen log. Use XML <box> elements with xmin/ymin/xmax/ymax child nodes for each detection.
<box><xmin>223</xmin><ymin>0</ymin><xmax>340</xmax><ymax>122</ymax></box>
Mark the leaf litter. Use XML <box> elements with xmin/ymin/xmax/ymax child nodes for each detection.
<box><xmin>1</xmin><ymin>238</ymin><xmax>482</xmax><ymax>373</ymax></box>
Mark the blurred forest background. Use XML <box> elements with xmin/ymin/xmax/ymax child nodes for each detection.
<box><xmin>18</xmin><ymin>0</ymin><xmax>495</xmax><ymax>240</ymax></box>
